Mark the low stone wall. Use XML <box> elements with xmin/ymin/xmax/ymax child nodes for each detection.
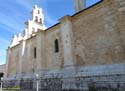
<box><xmin>3</xmin><ymin>64</ymin><xmax>125</xmax><ymax>91</ymax></box>
<box><xmin>3</xmin><ymin>74</ymin><xmax>125</xmax><ymax>91</ymax></box>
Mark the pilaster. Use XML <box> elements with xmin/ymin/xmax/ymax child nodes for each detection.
<box><xmin>5</xmin><ymin>48</ymin><xmax>10</xmax><ymax>79</ymax></box>
<box><xmin>18</xmin><ymin>41</ymin><xmax>23</xmax><ymax>75</ymax></box>
<box><xmin>60</xmin><ymin>16</ymin><xmax>76</xmax><ymax>90</ymax></box>
<box><xmin>60</xmin><ymin>15</ymin><xmax>75</xmax><ymax>67</ymax></box>
<box><xmin>36</xmin><ymin>30</ymin><xmax>46</xmax><ymax>71</ymax></box>
<box><xmin>117</xmin><ymin>0</ymin><xmax>125</xmax><ymax>46</ymax></box>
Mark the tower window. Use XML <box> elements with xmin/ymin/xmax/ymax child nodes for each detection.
<box><xmin>34</xmin><ymin>47</ymin><xmax>37</xmax><ymax>58</ymax></box>
<box><xmin>55</xmin><ymin>39</ymin><xmax>59</xmax><ymax>53</ymax></box>
<box><xmin>40</xmin><ymin>18</ymin><xmax>42</xmax><ymax>24</ymax></box>
<box><xmin>35</xmin><ymin>16</ymin><xmax>38</xmax><ymax>22</ymax></box>
<box><xmin>38</xmin><ymin>10</ymin><xmax>40</xmax><ymax>14</ymax></box>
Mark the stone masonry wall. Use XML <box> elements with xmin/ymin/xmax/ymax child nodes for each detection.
<box><xmin>7</xmin><ymin>46</ymin><xmax>20</xmax><ymax>77</ymax></box>
<box><xmin>22</xmin><ymin>36</ymin><xmax>37</xmax><ymax>73</ymax></box>
<box><xmin>45</xmin><ymin>27</ymin><xmax>64</xmax><ymax>70</ymax></box>
<box><xmin>72</xmin><ymin>0</ymin><xmax>125</xmax><ymax>66</ymax></box>
<box><xmin>4</xmin><ymin>0</ymin><xmax>125</xmax><ymax>90</ymax></box>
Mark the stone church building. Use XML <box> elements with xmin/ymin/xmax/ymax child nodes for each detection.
<box><xmin>3</xmin><ymin>0</ymin><xmax>125</xmax><ymax>90</ymax></box>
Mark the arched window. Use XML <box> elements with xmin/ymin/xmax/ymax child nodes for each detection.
<box><xmin>55</xmin><ymin>39</ymin><xmax>59</xmax><ymax>53</ymax></box>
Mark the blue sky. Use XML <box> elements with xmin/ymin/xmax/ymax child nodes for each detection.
<box><xmin>0</xmin><ymin>0</ymin><xmax>100</xmax><ymax>65</ymax></box>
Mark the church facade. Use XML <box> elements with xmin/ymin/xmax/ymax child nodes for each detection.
<box><xmin>4</xmin><ymin>0</ymin><xmax>125</xmax><ymax>90</ymax></box>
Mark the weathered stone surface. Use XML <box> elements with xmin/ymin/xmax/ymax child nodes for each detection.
<box><xmin>5</xmin><ymin>0</ymin><xmax>125</xmax><ymax>79</ymax></box>
<box><xmin>2</xmin><ymin>0</ymin><xmax>125</xmax><ymax>90</ymax></box>
<box><xmin>72</xmin><ymin>0</ymin><xmax>125</xmax><ymax>66</ymax></box>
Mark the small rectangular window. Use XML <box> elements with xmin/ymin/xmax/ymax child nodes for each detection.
<box><xmin>34</xmin><ymin>47</ymin><xmax>37</xmax><ymax>58</ymax></box>
<box><xmin>55</xmin><ymin>39</ymin><xmax>59</xmax><ymax>53</ymax></box>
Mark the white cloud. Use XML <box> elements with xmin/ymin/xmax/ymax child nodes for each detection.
<box><xmin>15</xmin><ymin>0</ymin><xmax>33</xmax><ymax>11</ymax></box>
<box><xmin>0</xmin><ymin>12</ymin><xmax>24</xmax><ymax>33</ymax></box>
<box><xmin>0</xmin><ymin>38</ymin><xmax>9</xmax><ymax>44</ymax></box>
<box><xmin>44</xmin><ymin>12</ymin><xmax>57</xmax><ymax>26</ymax></box>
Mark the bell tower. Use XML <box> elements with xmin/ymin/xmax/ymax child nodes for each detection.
<box><xmin>23</xmin><ymin>5</ymin><xmax>46</xmax><ymax>39</ymax></box>
<box><xmin>74</xmin><ymin>0</ymin><xmax>86</xmax><ymax>13</ymax></box>
<box><xmin>32</xmin><ymin>5</ymin><xmax>44</xmax><ymax>24</ymax></box>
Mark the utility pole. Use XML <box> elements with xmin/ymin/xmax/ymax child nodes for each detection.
<box><xmin>0</xmin><ymin>73</ymin><xmax>4</xmax><ymax>91</ymax></box>
<box><xmin>0</xmin><ymin>77</ymin><xmax>3</xmax><ymax>91</ymax></box>
<box><xmin>36</xmin><ymin>74</ymin><xmax>39</xmax><ymax>91</ymax></box>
